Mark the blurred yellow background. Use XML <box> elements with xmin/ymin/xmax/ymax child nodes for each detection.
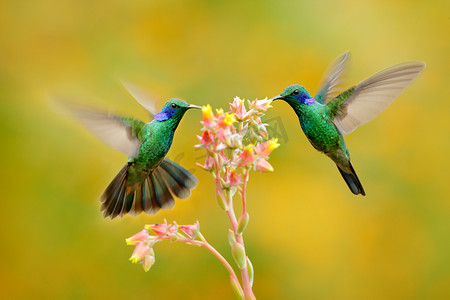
<box><xmin>1</xmin><ymin>0</ymin><xmax>449</xmax><ymax>299</ymax></box>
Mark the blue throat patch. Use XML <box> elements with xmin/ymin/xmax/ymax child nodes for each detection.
<box><xmin>304</xmin><ymin>97</ymin><xmax>315</xmax><ymax>105</ymax></box>
<box><xmin>293</xmin><ymin>93</ymin><xmax>315</xmax><ymax>105</ymax></box>
<box><xmin>154</xmin><ymin>112</ymin><xmax>169</xmax><ymax>121</ymax></box>
<box><xmin>154</xmin><ymin>108</ymin><xmax>176</xmax><ymax>121</ymax></box>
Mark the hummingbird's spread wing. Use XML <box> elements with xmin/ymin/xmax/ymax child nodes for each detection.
<box><xmin>328</xmin><ymin>61</ymin><xmax>426</xmax><ymax>135</ymax></box>
<box><xmin>68</xmin><ymin>106</ymin><xmax>144</xmax><ymax>157</ymax></box>
<box><xmin>121</xmin><ymin>80</ymin><xmax>158</xmax><ymax>117</ymax></box>
<box><xmin>315</xmin><ymin>51</ymin><xmax>351</xmax><ymax>104</ymax></box>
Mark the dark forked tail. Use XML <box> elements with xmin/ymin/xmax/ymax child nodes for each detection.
<box><xmin>336</xmin><ymin>162</ymin><xmax>366</xmax><ymax>196</ymax></box>
<box><xmin>100</xmin><ymin>159</ymin><xmax>198</xmax><ymax>219</ymax></box>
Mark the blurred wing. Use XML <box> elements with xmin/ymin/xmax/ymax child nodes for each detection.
<box><xmin>121</xmin><ymin>80</ymin><xmax>158</xmax><ymax>117</ymax></box>
<box><xmin>315</xmin><ymin>51</ymin><xmax>351</xmax><ymax>104</ymax></box>
<box><xmin>331</xmin><ymin>61</ymin><xmax>426</xmax><ymax>135</ymax></box>
<box><xmin>67</xmin><ymin>105</ymin><xmax>142</xmax><ymax>157</ymax></box>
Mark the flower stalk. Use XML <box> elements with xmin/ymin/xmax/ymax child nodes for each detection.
<box><xmin>194</xmin><ymin>97</ymin><xmax>278</xmax><ymax>299</ymax></box>
<box><xmin>126</xmin><ymin>97</ymin><xmax>278</xmax><ymax>300</ymax></box>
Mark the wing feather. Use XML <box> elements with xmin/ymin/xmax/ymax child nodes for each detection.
<box><xmin>121</xmin><ymin>80</ymin><xmax>158</xmax><ymax>117</ymax></box>
<box><xmin>67</xmin><ymin>105</ymin><xmax>142</xmax><ymax>157</ymax></box>
<box><xmin>331</xmin><ymin>61</ymin><xmax>425</xmax><ymax>135</ymax></box>
<box><xmin>315</xmin><ymin>51</ymin><xmax>351</xmax><ymax>104</ymax></box>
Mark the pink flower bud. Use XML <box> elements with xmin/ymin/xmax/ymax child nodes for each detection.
<box><xmin>255</xmin><ymin>139</ymin><xmax>279</xmax><ymax>158</ymax></box>
<box><xmin>126</xmin><ymin>229</ymin><xmax>149</xmax><ymax>245</ymax></box>
<box><xmin>228</xmin><ymin>229</ymin><xmax>236</xmax><ymax>247</ymax></box>
<box><xmin>145</xmin><ymin>223</ymin><xmax>177</xmax><ymax>238</ymax></box>
<box><xmin>230</xmin><ymin>97</ymin><xmax>249</xmax><ymax>120</ymax></box>
<box><xmin>250</xmin><ymin>98</ymin><xmax>272</xmax><ymax>111</ymax></box>
<box><xmin>145</xmin><ymin>223</ymin><xmax>168</xmax><ymax>237</ymax></box>
<box><xmin>179</xmin><ymin>221</ymin><xmax>200</xmax><ymax>239</ymax></box>
<box><xmin>129</xmin><ymin>242</ymin><xmax>150</xmax><ymax>263</ymax></box>
<box><xmin>255</xmin><ymin>158</ymin><xmax>274</xmax><ymax>172</ymax></box>
<box><xmin>258</xmin><ymin>130</ymin><xmax>268</xmax><ymax>139</ymax></box>
<box><xmin>229</xmin><ymin>170</ymin><xmax>241</xmax><ymax>186</ymax></box>
<box><xmin>231</xmin><ymin>242</ymin><xmax>246</xmax><ymax>270</ymax></box>
<box><xmin>237</xmin><ymin>212</ymin><xmax>249</xmax><ymax>235</ymax></box>
<box><xmin>229</xmin><ymin>97</ymin><xmax>241</xmax><ymax>110</ymax></box>
<box><xmin>247</xmin><ymin>257</ymin><xmax>254</xmax><ymax>287</ymax></box>
<box><xmin>216</xmin><ymin>128</ymin><xmax>233</xmax><ymax>146</ymax></box>
<box><xmin>216</xmin><ymin>193</ymin><xmax>227</xmax><ymax>211</ymax></box>
<box><xmin>142</xmin><ymin>254</ymin><xmax>155</xmax><ymax>272</ymax></box>
<box><xmin>196</xmin><ymin>155</ymin><xmax>214</xmax><ymax>171</ymax></box>
<box><xmin>200</xmin><ymin>130</ymin><xmax>215</xmax><ymax>146</ymax></box>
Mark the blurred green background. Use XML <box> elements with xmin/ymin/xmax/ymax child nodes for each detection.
<box><xmin>1</xmin><ymin>0</ymin><xmax>449</xmax><ymax>299</ymax></box>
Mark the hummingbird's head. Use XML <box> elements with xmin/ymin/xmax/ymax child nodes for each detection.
<box><xmin>271</xmin><ymin>84</ymin><xmax>315</xmax><ymax>105</ymax></box>
<box><xmin>154</xmin><ymin>98</ymin><xmax>201</xmax><ymax>122</ymax></box>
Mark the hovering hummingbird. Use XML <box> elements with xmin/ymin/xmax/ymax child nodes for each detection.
<box><xmin>67</xmin><ymin>88</ymin><xmax>201</xmax><ymax>219</ymax></box>
<box><xmin>271</xmin><ymin>52</ymin><xmax>425</xmax><ymax>195</ymax></box>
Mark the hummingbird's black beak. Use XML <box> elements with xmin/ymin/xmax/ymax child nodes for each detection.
<box><xmin>270</xmin><ymin>95</ymin><xmax>284</xmax><ymax>101</ymax></box>
<box><xmin>188</xmin><ymin>104</ymin><xmax>202</xmax><ymax>109</ymax></box>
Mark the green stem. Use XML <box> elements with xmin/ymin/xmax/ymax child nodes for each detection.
<box><xmin>164</xmin><ymin>234</ymin><xmax>244</xmax><ymax>297</ymax></box>
<box><xmin>213</xmin><ymin>154</ymin><xmax>228</xmax><ymax>208</ymax></box>
<box><xmin>196</xmin><ymin>233</ymin><xmax>243</xmax><ymax>296</ymax></box>
<box><xmin>241</xmin><ymin>169</ymin><xmax>249</xmax><ymax>215</ymax></box>
<box><xmin>225</xmin><ymin>188</ymin><xmax>255</xmax><ymax>300</ymax></box>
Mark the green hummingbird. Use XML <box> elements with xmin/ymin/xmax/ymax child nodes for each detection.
<box><xmin>68</xmin><ymin>92</ymin><xmax>201</xmax><ymax>219</ymax></box>
<box><xmin>271</xmin><ymin>52</ymin><xmax>425</xmax><ymax>195</ymax></box>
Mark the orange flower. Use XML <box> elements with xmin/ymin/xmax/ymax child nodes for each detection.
<box><xmin>229</xmin><ymin>169</ymin><xmax>241</xmax><ymax>186</ymax></box>
<box><xmin>201</xmin><ymin>105</ymin><xmax>216</xmax><ymax>128</ymax></box>
<box><xmin>238</xmin><ymin>145</ymin><xmax>255</xmax><ymax>167</ymax></box>
<box><xmin>216</xmin><ymin>108</ymin><xmax>236</xmax><ymax>127</ymax></box>
<box><xmin>223</xmin><ymin>113</ymin><xmax>237</xmax><ymax>127</ymax></box>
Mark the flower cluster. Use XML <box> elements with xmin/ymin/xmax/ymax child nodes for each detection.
<box><xmin>196</xmin><ymin>97</ymin><xmax>279</xmax><ymax>207</ymax></box>
<box><xmin>126</xmin><ymin>97</ymin><xmax>277</xmax><ymax>299</ymax></box>
<box><xmin>126</xmin><ymin>220</ymin><xmax>200</xmax><ymax>272</ymax></box>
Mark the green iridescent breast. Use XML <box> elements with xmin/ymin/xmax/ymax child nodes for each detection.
<box><xmin>297</xmin><ymin>103</ymin><xmax>345</xmax><ymax>154</ymax></box>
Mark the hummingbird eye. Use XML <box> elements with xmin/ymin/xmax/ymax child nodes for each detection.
<box><xmin>170</xmin><ymin>103</ymin><xmax>179</xmax><ymax>109</ymax></box>
<box><xmin>292</xmin><ymin>89</ymin><xmax>300</xmax><ymax>96</ymax></box>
